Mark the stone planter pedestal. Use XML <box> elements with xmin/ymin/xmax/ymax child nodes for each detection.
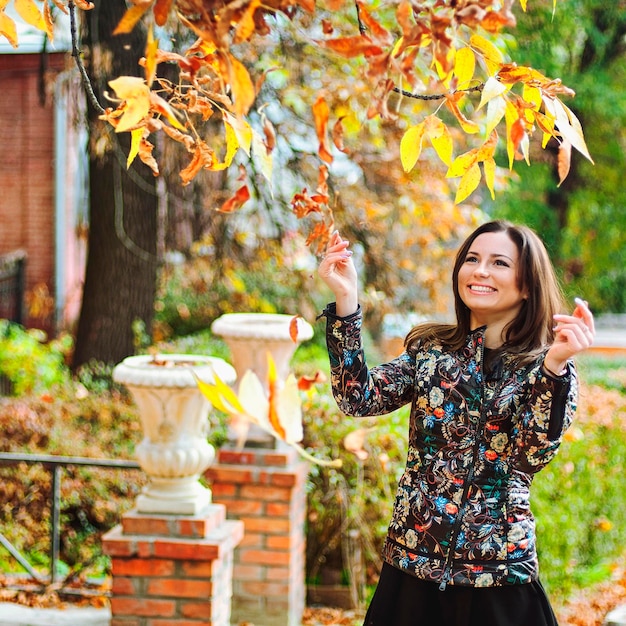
<box><xmin>105</xmin><ymin>353</ymin><xmax>242</xmax><ymax>626</ymax></box>
<box><xmin>113</xmin><ymin>353</ymin><xmax>236</xmax><ymax>515</ymax></box>
<box><xmin>211</xmin><ymin>313</ymin><xmax>313</xmax><ymax>447</ymax></box>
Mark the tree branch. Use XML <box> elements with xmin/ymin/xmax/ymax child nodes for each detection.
<box><xmin>68</xmin><ymin>0</ymin><xmax>105</xmax><ymax>115</ymax></box>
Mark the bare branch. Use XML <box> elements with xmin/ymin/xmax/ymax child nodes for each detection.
<box><xmin>68</xmin><ymin>0</ymin><xmax>105</xmax><ymax>115</ymax></box>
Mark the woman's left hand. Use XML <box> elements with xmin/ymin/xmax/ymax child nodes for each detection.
<box><xmin>544</xmin><ymin>298</ymin><xmax>595</xmax><ymax>375</ymax></box>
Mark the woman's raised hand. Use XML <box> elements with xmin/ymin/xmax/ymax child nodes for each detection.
<box><xmin>544</xmin><ymin>297</ymin><xmax>595</xmax><ymax>375</ymax></box>
<box><xmin>318</xmin><ymin>230</ymin><xmax>359</xmax><ymax>317</ymax></box>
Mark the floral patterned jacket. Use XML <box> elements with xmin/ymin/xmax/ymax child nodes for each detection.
<box><xmin>321</xmin><ymin>303</ymin><xmax>577</xmax><ymax>589</ymax></box>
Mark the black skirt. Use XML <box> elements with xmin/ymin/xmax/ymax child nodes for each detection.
<box><xmin>363</xmin><ymin>562</ymin><xmax>559</xmax><ymax>626</ymax></box>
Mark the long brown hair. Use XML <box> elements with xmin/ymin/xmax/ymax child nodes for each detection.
<box><xmin>405</xmin><ymin>220</ymin><xmax>565</xmax><ymax>364</ymax></box>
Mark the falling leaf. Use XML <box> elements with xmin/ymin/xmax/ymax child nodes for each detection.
<box><xmin>312</xmin><ymin>95</ymin><xmax>333</xmax><ymax>164</ymax></box>
<box><xmin>153</xmin><ymin>0</ymin><xmax>173</xmax><ymax>26</ymax></box>
<box><xmin>343</xmin><ymin>427</ymin><xmax>376</xmax><ymax>461</ymax></box>
<box><xmin>196</xmin><ymin>355</ymin><xmax>341</xmax><ymax>467</ymax></box>
<box><xmin>113</xmin><ymin>1</ymin><xmax>152</xmax><ymax>36</ymax></box>
<box><xmin>218</xmin><ymin>184</ymin><xmax>250</xmax><ymax>213</ymax></box>
<box><xmin>297</xmin><ymin>370</ymin><xmax>327</xmax><ymax>391</ymax></box>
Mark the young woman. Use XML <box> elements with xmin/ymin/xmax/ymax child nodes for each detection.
<box><xmin>318</xmin><ymin>221</ymin><xmax>595</xmax><ymax>626</ymax></box>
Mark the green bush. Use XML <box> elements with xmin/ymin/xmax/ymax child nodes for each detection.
<box><xmin>0</xmin><ymin>320</ymin><xmax>72</xmax><ymax>396</ymax></box>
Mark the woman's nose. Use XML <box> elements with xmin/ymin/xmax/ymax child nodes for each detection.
<box><xmin>474</xmin><ymin>264</ymin><xmax>489</xmax><ymax>277</ymax></box>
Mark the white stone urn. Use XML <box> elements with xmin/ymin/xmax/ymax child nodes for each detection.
<box><xmin>113</xmin><ymin>353</ymin><xmax>237</xmax><ymax>515</ymax></box>
<box><xmin>210</xmin><ymin>313</ymin><xmax>314</xmax><ymax>445</ymax></box>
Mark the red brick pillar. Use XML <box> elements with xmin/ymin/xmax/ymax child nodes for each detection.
<box><xmin>102</xmin><ymin>504</ymin><xmax>243</xmax><ymax>626</ymax></box>
<box><xmin>205</xmin><ymin>445</ymin><xmax>308</xmax><ymax>626</ymax></box>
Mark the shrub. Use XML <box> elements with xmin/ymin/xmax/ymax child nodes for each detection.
<box><xmin>0</xmin><ymin>320</ymin><xmax>72</xmax><ymax>396</ymax></box>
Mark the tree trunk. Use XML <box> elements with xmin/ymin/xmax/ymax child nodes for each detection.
<box><xmin>72</xmin><ymin>0</ymin><xmax>158</xmax><ymax>369</ymax></box>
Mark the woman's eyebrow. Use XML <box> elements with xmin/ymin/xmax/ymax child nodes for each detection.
<box><xmin>467</xmin><ymin>250</ymin><xmax>515</xmax><ymax>262</ymax></box>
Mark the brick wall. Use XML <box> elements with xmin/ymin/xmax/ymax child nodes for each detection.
<box><xmin>0</xmin><ymin>51</ymin><xmax>84</xmax><ymax>333</ymax></box>
<box><xmin>205</xmin><ymin>445</ymin><xmax>309</xmax><ymax>626</ymax></box>
<box><xmin>103</xmin><ymin>505</ymin><xmax>244</xmax><ymax>626</ymax></box>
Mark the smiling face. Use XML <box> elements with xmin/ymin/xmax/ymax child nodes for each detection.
<box><xmin>457</xmin><ymin>231</ymin><xmax>528</xmax><ymax>332</ymax></box>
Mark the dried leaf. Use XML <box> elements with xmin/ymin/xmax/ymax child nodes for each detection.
<box><xmin>297</xmin><ymin>370</ymin><xmax>327</xmax><ymax>391</ymax></box>
<box><xmin>218</xmin><ymin>184</ymin><xmax>250</xmax><ymax>213</ymax></box>
<box><xmin>108</xmin><ymin>76</ymin><xmax>151</xmax><ymax>132</ymax></box>
<box><xmin>113</xmin><ymin>2</ymin><xmax>151</xmax><ymax>36</ymax></box>
<box><xmin>355</xmin><ymin>1</ymin><xmax>393</xmax><ymax>46</ymax></box>
<box><xmin>312</xmin><ymin>95</ymin><xmax>333</xmax><ymax>164</ymax></box>
<box><xmin>557</xmin><ymin>139</ymin><xmax>571</xmax><ymax>186</ymax></box>
<box><xmin>315</xmin><ymin>35</ymin><xmax>384</xmax><ymax>59</ymax></box>
<box><xmin>153</xmin><ymin>0</ymin><xmax>173</xmax><ymax>26</ymax></box>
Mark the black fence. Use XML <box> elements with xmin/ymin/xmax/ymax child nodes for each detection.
<box><xmin>0</xmin><ymin>250</ymin><xmax>26</xmax><ymax>325</ymax></box>
<box><xmin>0</xmin><ymin>452</ymin><xmax>141</xmax><ymax>598</ymax></box>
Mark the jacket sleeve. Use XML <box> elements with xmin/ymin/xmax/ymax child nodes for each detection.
<box><xmin>510</xmin><ymin>357</ymin><xmax>578</xmax><ymax>474</ymax></box>
<box><xmin>320</xmin><ymin>303</ymin><xmax>416</xmax><ymax>417</ymax></box>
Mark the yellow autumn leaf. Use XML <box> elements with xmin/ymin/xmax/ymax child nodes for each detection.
<box><xmin>144</xmin><ymin>25</ymin><xmax>159</xmax><ymax>87</ymax></box>
<box><xmin>109</xmin><ymin>76</ymin><xmax>151</xmax><ymax>132</ymax></box>
<box><xmin>0</xmin><ymin>11</ymin><xmax>18</xmax><ymax>48</ymax></box>
<box><xmin>446</xmin><ymin>150</ymin><xmax>478</xmax><ymax>178</ymax></box>
<box><xmin>455</xmin><ymin>162</ymin><xmax>481</xmax><ymax>204</ymax></box>
<box><xmin>470</xmin><ymin>34</ymin><xmax>504</xmax><ymax>76</ymax></box>
<box><xmin>478</xmin><ymin>75</ymin><xmax>508</xmax><ymax>110</ymax></box>
<box><xmin>400</xmin><ymin>122</ymin><xmax>425</xmax><ymax>172</ymax></box>
<box><xmin>454</xmin><ymin>46</ymin><xmax>475</xmax><ymax>90</ymax></box>
<box><xmin>485</xmin><ymin>95</ymin><xmax>507</xmax><ymax>137</ymax></box>
<box><xmin>113</xmin><ymin>2</ymin><xmax>151</xmax><ymax>36</ymax></box>
<box><xmin>425</xmin><ymin>116</ymin><xmax>453</xmax><ymax>166</ymax></box>
<box><xmin>224</xmin><ymin>112</ymin><xmax>252</xmax><ymax>156</ymax></box>
<box><xmin>150</xmin><ymin>93</ymin><xmax>186</xmax><ymax>131</ymax></box>
<box><xmin>221</xmin><ymin>53</ymin><xmax>256</xmax><ymax>117</ymax></box>
<box><xmin>483</xmin><ymin>157</ymin><xmax>496</xmax><ymax>200</ymax></box>
<box><xmin>14</xmin><ymin>0</ymin><xmax>48</xmax><ymax>35</ymax></box>
<box><xmin>208</xmin><ymin>118</ymin><xmax>239</xmax><ymax>171</ymax></box>
<box><xmin>520</xmin><ymin>0</ymin><xmax>527</xmax><ymax>9</ymax></box>
<box><xmin>252</xmin><ymin>129</ymin><xmax>273</xmax><ymax>185</ymax></box>
<box><xmin>522</xmin><ymin>84</ymin><xmax>542</xmax><ymax>122</ymax></box>
<box><xmin>552</xmin><ymin>99</ymin><xmax>593</xmax><ymax>163</ymax></box>
<box><xmin>127</xmin><ymin>128</ymin><xmax>143</xmax><ymax>168</ymax></box>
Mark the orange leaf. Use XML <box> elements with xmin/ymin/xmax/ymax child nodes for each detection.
<box><xmin>220</xmin><ymin>53</ymin><xmax>256</xmax><ymax>117</ymax></box>
<box><xmin>289</xmin><ymin>315</ymin><xmax>300</xmax><ymax>343</ymax></box>
<box><xmin>267</xmin><ymin>353</ymin><xmax>286</xmax><ymax>440</ymax></box>
<box><xmin>315</xmin><ymin>35</ymin><xmax>384</xmax><ymax>59</ymax></box>
<box><xmin>557</xmin><ymin>139</ymin><xmax>571</xmax><ymax>186</ymax></box>
<box><xmin>332</xmin><ymin>116</ymin><xmax>347</xmax><ymax>153</ymax></box>
<box><xmin>312</xmin><ymin>95</ymin><xmax>333</xmax><ymax>164</ymax></box>
<box><xmin>113</xmin><ymin>2</ymin><xmax>151</xmax><ymax>36</ymax></box>
<box><xmin>218</xmin><ymin>184</ymin><xmax>250</xmax><ymax>213</ymax></box>
<box><xmin>297</xmin><ymin>370</ymin><xmax>327</xmax><ymax>391</ymax></box>
<box><xmin>153</xmin><ymin>0</ymin><xmax>173</xmax><ymax>26</ymax></box>
<box><xmin>355</xmin><ymin>1</ymin><xmax>393</xmax><ymax>46</ymax></box>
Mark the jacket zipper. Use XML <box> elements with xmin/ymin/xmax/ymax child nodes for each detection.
<box><xmin>438</xmin><ymin>340</ymin><xmax>487</xmax><ymax>591</ymax></box>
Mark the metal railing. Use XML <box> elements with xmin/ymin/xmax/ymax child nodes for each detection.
<box><xmin>0</xmin><ymin>451</ymin><xmax>141</xmax><ymax>597</ymax></box>
<box><xmin>0</xmin><ymin>250</ymin><xmax>26</xmax><ymax>325</ymax></box>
